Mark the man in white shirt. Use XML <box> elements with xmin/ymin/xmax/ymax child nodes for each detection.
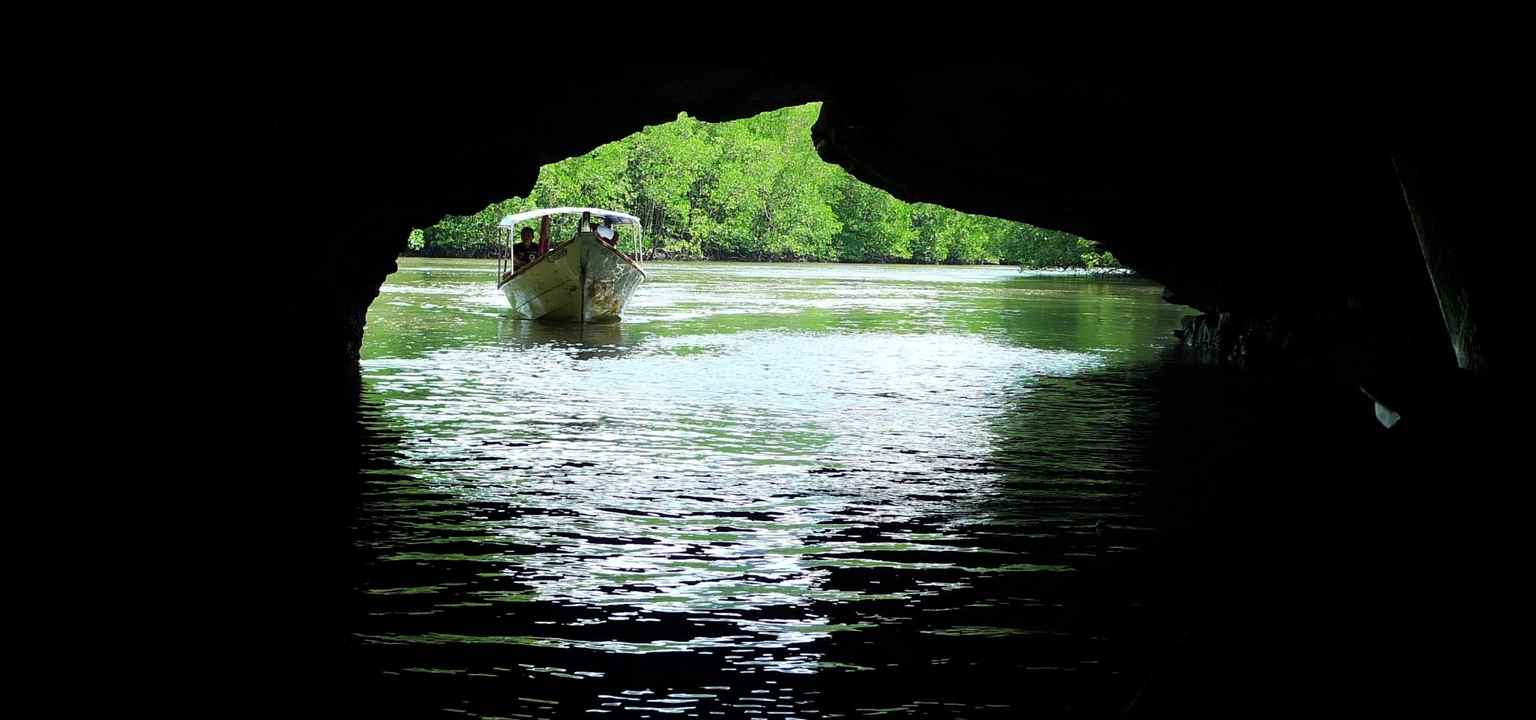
<box><xmin>595</xmin><ymin>216</ymin><xmax>618</xmax><ymax>247</ymax></box>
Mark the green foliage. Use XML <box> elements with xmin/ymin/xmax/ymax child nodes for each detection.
<box><xmin>403</xmin><ymin>104</ymin><xmax>1118</xmax><ymax>269</ymax></box>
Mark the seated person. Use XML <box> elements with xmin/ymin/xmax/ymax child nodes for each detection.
<box><xmin>596</xmin><ymin>217</ymin><xmax>618</xmax><ymax>247</ymax></box>
<box><xmin>512</xmin><ymin>227</ymin><xmax>539</xmax><ymax>267</ymax></box>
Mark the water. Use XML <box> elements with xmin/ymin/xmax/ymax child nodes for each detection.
<box><xmin>356</xmin><ymin>259</ymin><xmax>1195</xmax><ymax>717</ymax></box>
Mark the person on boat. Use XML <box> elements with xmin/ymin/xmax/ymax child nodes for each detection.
<box><xmin>513</xmin><ymin>227</ymin><xmax>539</xmax><ymax>267</ymax></box>
<box><xmin>537</xmin><ymin>214</ymin><xmax>552</xmax><ymax>256</ymax></box>
<box><xmin>596</xmin><ymin>217</ymin><xmax>618</xmax><ymax>247</ymax></box>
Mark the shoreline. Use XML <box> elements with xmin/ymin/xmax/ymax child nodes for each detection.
<box><xmin>395</xmin><ymin>255</ymin><xmax>1131</xmax><ymax>275</ymax></box>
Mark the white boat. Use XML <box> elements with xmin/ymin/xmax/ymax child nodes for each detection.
<box><xmin>495</xmin><ymin>207</ymin><xmax>648</xmax><ymax>322</ymax></box>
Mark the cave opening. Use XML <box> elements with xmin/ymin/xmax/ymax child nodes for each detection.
<box><xmin>255</xmin><ymin>66</ymin><xmax>1508</xmax><ymax>718</ymax></box>
<box><xmin>340</xmin><ymin>104</ymin><xmax>1228</xmax><ymax>717</ymax></box>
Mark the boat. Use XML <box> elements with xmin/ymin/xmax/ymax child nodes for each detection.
<box><xmin>495</xmin><ymin>207</ymin><xmax>648</xmax><ymax>322</ymax></box>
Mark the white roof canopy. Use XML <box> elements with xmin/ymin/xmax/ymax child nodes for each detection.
<box><xmin>497</xmin><ymin>207</ymin><xmax>642</xmax><ymax>228</ymax></box>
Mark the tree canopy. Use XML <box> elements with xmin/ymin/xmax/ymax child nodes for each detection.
<box><xmin>406</xmin><ymin>104</ymin><xmax>1116</xmax><ymax>269</ymax></box>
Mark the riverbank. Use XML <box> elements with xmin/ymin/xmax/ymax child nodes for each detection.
<box><xmin>395</xmin><ymin>252</ymin><xmax>1130</xmax><ymax>275</ymax></box>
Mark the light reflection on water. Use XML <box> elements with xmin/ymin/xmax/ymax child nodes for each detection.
<box><xmin>357</xmin><ymin>260</ymin><xmax>1189</xmax><ymax>717</ymax></box>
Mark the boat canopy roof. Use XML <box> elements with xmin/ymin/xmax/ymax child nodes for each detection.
<box><xmin>497</xmin><ymin>207</ymin><xmax>641</xmax><ymax>228</ymax></box>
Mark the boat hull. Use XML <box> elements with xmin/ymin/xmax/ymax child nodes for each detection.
<box><xmin>499</xmin><ymin>233</ymin><xmax>646</xmax><ymax>321</ymax></box>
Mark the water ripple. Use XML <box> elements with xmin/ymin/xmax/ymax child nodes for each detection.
<box><xmin>355</xmin><ymin>260</ymin><xmax>1189</xmax><ymax>717</ymax></box>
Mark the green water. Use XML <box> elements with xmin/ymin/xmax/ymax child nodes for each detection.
<box><xmin>356</xmin><ymin>258</ymin><xmax>1191</xmax><ymax>717</ymax></box>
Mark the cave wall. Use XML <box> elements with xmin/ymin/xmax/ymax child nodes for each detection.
<box><xmin>806</xmin><ymin>66</ymin><xmax>1461</xmax><ymax>377</ymax></box>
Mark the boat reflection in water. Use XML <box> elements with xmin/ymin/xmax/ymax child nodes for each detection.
<box><xmin>495</xmin><ymin>314</ymin><xmax>641</xmax><ymax>362</ymax></box>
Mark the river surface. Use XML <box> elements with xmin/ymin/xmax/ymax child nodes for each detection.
<box><xmin>355</xmin><ymin>259</ymin><xmax>1195</xmax><ymax>717</ymax></box>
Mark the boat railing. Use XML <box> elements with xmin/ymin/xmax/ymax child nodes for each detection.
<box><xmin>496</xmin><ymin>229</ymin><xmax>513</xmax><ymax>285</ymax></box>
<box><xmin>634</xmin><ymin>222</ymin><xmax>644</xmax><ymax>267</ymax></box>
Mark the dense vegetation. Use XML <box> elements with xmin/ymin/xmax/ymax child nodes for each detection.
<box><xmin>406</xmin><ymin>104</ymin><xmax>1117</xmax><ymax>269</ymax></box>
